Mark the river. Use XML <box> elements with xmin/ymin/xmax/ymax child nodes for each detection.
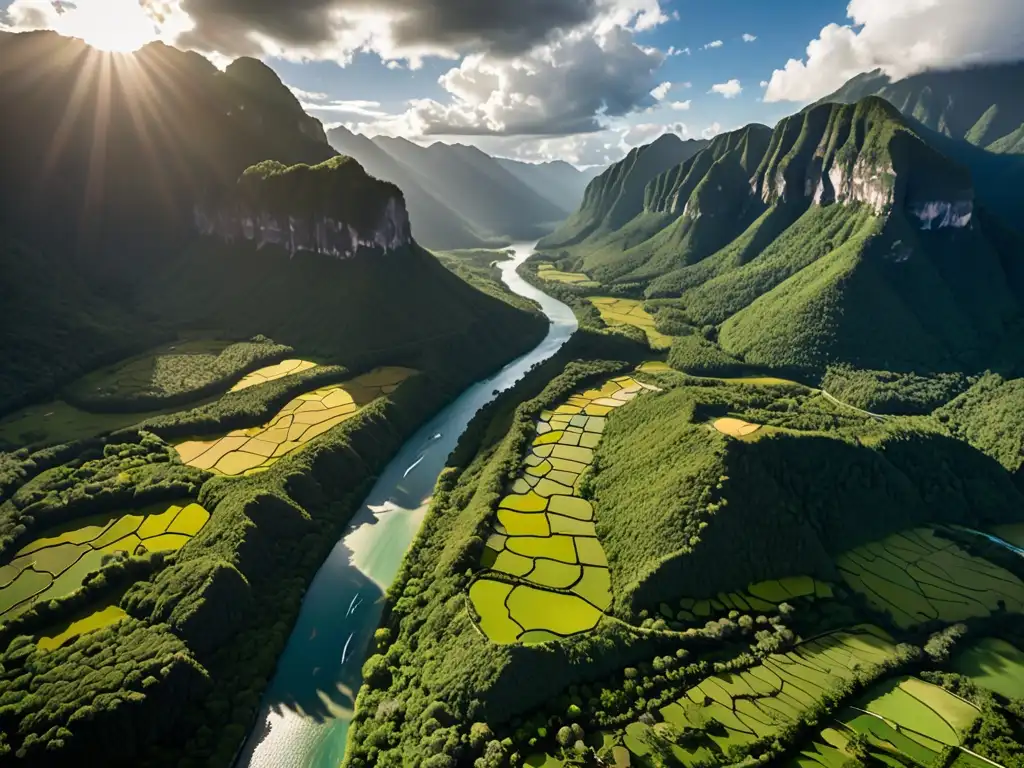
<box><xmin>235</xmin><ymin>243</ymin><xmax>576</xmax><ymax>768</ymax></box>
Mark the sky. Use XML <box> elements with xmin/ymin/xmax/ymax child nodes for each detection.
<box><xmin>3</xmin><ymin>0</ymin><xmax>1024</xmax><ymax>167</ymax></box>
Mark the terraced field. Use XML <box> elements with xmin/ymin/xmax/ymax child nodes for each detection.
<box><xmin>794</xmin><ymin>677</ymin><xmax>981</xmax><ymax>768</ymax></box>
<box><xmin>713</xmin><ymin>417</ymin><xmax>762</xmax><ymax>437</ymax></box>
<box><xmin>588</xmin><ymin>297</ymin><xmax>672</xmax><ymax>350</ymax></box>
<box><xmin>674</xmin><ymin>575</ymin><xmax>833</xmax><ymax>621</ymax></box>
<box><xmin>837</xmin><ymin>527</ymin><xmax>1024</xmax><ymax>629</ymax></box>
<box><xmin>37</xmin><ymin>604</ymin><xmax>129</xmax><ymax>651</ymax></box>
<box><xmin>470</xmin><ymin>374</ymin><xmax>658</xmax><ymax>644</ymax></box>
<box><xmin>536</xmin><ymin>262</ymin><xmax>599</xmax><ymax>288</ymax></box>
<box><xmin>954</xmin><ymin>637</ymin><xmax>1024</xmax><ymax>700</ymax></box>
<box><xmin>229</xmin><ymin>359</ymin><xmax>317</xmax><ymax>392</ymax></box>
<box><xmin>0</xmin><ymin>500</ymin><xmax>210</xmax><ymax>623</ymax></box>
<box><xmin>174</xmin><ymin>366</ymin><xmax>415</xmax><ymax>476</ymax></box>
<box><xmin>620</xmin><ymin>627</ymin><xmax>897</xmax><ymax>764</ymax></box>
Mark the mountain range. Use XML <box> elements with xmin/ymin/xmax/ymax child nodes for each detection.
<box><xmin>541</xmin><ymin>93</ymin><xmax>1024</xmax><ymax>376</ymax></box>
<box><xmin>327</xmin><ymin>126</ymin><xmax>599</xmax><ymax>249</ymax></box>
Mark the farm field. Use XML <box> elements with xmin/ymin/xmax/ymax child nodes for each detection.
<box><xmin>470</xmin><ymin>374</ymin><xmax>658</xmax><ymax>643</ymax></box>
<box><xmin>713</xmin><ymin>417</ymin><xmax>762</xmax><ymax>437</ymax></box>
<box><xmin>174</xmin><ymin>366</ymin><xmax>415</xmax><ymax>476</ymax></box>
<box><xmin>588</xmin><ymin>297</ymin><xmax>673</xmax><ymax>350</ymax></box>
<box><xmin>836</xmin><ymin>527</ymin><xmax>1024</xmax><ymax>628</ymax></box>
<box><xmin>793</xmin><ymin>676</ymin><xmax>981</xmax><ymax>768</ymax></box>
<box><xmin>675</xmin><ymin>575</ymin><xmax>833</xmax><ymax>621</ymax></box>
<box><xmin>229</xmin><ymin>359</ymin><xmax>318</xmax><ymax>392</ymax></box>
<box><xmin>37</xmin><ymin>604</ymin><xmax>129</xmax><ymax>651</ymax></box>
<box><xmin>0</xmin><ymin>500</ymin><xmax>210</xmax><ymax>622</ymax></box>
<box><xmin>953</xmin><ymin>637</ymin><xmax>1024</xmax><ymax>700</ymax></box>
<box><xmin>616</xmin><ymin>626</ymin><xmax>897</xmax><ymax>765</ymax></box>
<box><xmin>536</xmin><ymin>262</ymin><xmax>600</xmax><ymax>288</ymax></box>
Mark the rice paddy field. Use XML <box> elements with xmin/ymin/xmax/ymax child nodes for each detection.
<box><xmin>535</xmin><ymin>262</ymin><xmax>600</xmax><ymax>288</ymax></box>
<box><xmin>836</xmin><ymin>527</ymin><xmax>1024</xmax><ymax>629</ymax></box>
<box><xmin>712</xmin><ymin>417</ymin><xmax>762</xmax><ymax>437</ymax></box>
<box><xmin>588</xmin><ymin>297</ymin><xmax>673</xmax><ymax>350</ymax></box>
<box><xmin>793</xmin><ymin>676</ymin><xmax>982</xmax><ymax>768</ymax></box>
<box><xmin>674</xmin><ymin>575</ymin><xmax>834</xmax><ymax>621</ymax></box>
<box><xmin>174</xmin><ymin>366</ymin><xmax>415</xmax><ymax>476</ymax></box>
<box><xmin>953</xmin><ymin>637</ymin><xmax>1024</xmax><ymax>700</ymax></box>
<box><xmin>619</xmin><ymin>626</ymin><xmax>897</xmax><ymax>765</ymax></box>
<box><xmin>229</xmin><ymin>359</ymin><xmax>318</xmax><ymax>392</ymax></box>
<box><xmin>469</xmin><ymin>374</ymin><xmax>659</xmax><ymax>644</ymax></box>
<box><xmin>0</xmin><ymin>500</ymin><xmax>210</xmax><ymax>623</ymax></box>
<box><xmin>37</xmin><ymin>604</ymin><xmax>129</xmax><ymax>651</ymax></box>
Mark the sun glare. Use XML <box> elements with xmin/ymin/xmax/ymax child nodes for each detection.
<box><xmin>55</xmin><ymin>0</ymin><xmax>160</xmax><ymax>53</ymax></box>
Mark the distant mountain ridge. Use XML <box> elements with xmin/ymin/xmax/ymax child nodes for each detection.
<box><xmin>817</xmin><ymin>61</ymin><xmax>1024</xmax><ymax>152</ymax></box>
<box><xmin>542</xmin><ymin>96</ymin><xmax>1024</xmax><ymax>375</ymax></box>
<box><xmin>327</xmin><ymin>127</ymin><xmax>596</xmax><ymax>249</ymax></box>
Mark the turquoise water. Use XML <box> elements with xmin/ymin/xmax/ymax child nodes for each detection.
<box><xmin>235</xmin><ymin>244</ymin><xmax>575</xmax><ymax>768</ymax></box>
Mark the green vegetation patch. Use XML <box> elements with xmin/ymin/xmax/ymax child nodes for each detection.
<box><xmin>470</xmin><ymin>373</ymin><xmax>656</xmax><ymax>642</ymax></box>
<box><xmin>859</xmin><ymin>676</ymin><xmax>979</xmax><ymax>746</ymax></box>
<box><xmin>837</xmin><ymin>527</ymin><xmax>1024</xmax><ymax>629</ymax></box>
<box><xmin>953</xmin><ymin>637</ymin><xmax>1024</xmax><ymax>700</ymax></box>
<box><xmin>37</xmin><ymin>604</ymin><xmax>129</xmax><ymax>651</ymax></box>
<box><xmin>536</xmin><ymin>262</ymin><xmax>600</xmax><ymax>289</ymax></box>
<box><xmin>589</xmin><ymin>297</ymin><xmax>672</xmax><ymax>350</ymax></box>
<box><xmin>174</xmin><ymin>366</ymin><xmax>415</xmax><ymax>476</ymax></box>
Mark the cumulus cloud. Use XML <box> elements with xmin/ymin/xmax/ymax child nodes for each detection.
<box><xmin>703</xmin><ymin>39</ymin><xmax>723</xmax><ymax>49</ymax></box>
<box><xmin>709</xmin><ymin>79</ymin><xmax>742</xmax><ymax>98</ymax></box>
<box><xmin>623</xmin><ymin>122</ymin><xmax>688</xmax><ymax>146</ymax></box>
<box><xmin>760</xmin><ymin>80</ymin><xmax>769</xmax><ymax>87</ymax></box>
<box><xmin>765</xmin><ymin>0</ymin><xmax>1024</xmax><ymax>102</ymax></box>
<box><xmin>666</xmin><ymin>45</ymin><xmax>690</xmax><ymax>56</ymax></box>
<box><xmin>701</xmin><ymin>122</ymin><xmax>722</xmax><ymax>139</ymax></box>
<box><xmin>742</xmin><ymin>33</ymin><xmax>757</xmax><ymax>42</ymax></box>
<box><xmin>399</xmin><ymin>24</ymin><xmax>665</xmax><ymax>135</ymax></box>
<box><xmin>670</xmin><ymin>100</ymin><xmax>691</xmax><ymax>110</ymax></box>
<box><xmin>650</xmin><ymin>81</ymin><xmax>673</xmax><ymax>100</ymax></box>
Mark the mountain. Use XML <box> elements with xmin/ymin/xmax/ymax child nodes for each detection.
<box><xmin>542</xmin><ymin>97</ymin><xmax>1024</xmax><ymax>375</ymax></box>
<box><xmin>817</xmin><ymin>61</ymin><xmax>1024</xmax><ymax>151</ymax></box>
<box><xmin>0</xmin><ymin>30</ymin><xmax>546</xmax><ymax>415</ymax></box>
<box><xmin>327</xmin><ymin>127</ymin><xmax>590</xmax><ymax>249</ymax></box>
<box><xmin>537</xmin><ymin>133</ymin><xmax>709</xmax><ymax>252</ymax></box>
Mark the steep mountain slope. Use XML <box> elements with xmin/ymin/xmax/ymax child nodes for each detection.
<box><xmin>818</xmin><ymin>62</ymin><xmax>1024</xmax><ymax>151</ymax></box>
<box><xmin>326</xmin><ymin>128</ymin><xmax>578</xmax><ymax>248</ymax></box>
<box><xmin>544</xmin><ymin>97</ymin><xmax>1024</xmax><ymax>374</ymax></box>
<box><xmin>0</xmin><ymin>30</ymin><xmax>547</xmax><ymax>418</ymax></box>
<box><xmin>537</xmin><ymin>134</ymin><xmax>708</xmax><ymax>251</ymax></box>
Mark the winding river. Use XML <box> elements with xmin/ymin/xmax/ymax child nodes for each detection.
<box><xmin>235</xmin><ymin>243</ymin><xmax>576</xmax><ymax>768</ymax></box>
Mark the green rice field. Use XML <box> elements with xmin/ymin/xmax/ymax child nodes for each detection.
<box><xmin>470</xmin><ymin>374</ymin><xmax>658</xmax><ymax>643</ymax></box>
<box><xmin>617</xmin><ymin>626</ymin><xmax>897</xmax><ymax>765</ymax></box>
<box><xmin>37</xmin><ymin>604</ymin><xmax>129</xmax><ymax>651</ymax></box>
<box><xmin>174</xmin><ymin>366</ymin><xmax>414</xmax><ymax>476</ymax></box>
<box><xmin>536</xmin><ymin>262</ymin><xmax>600</xmax><ymax>288</ymax></box>
<box><xmin>589</xmin><ymin>297</ymin><xmax>673</xmax><ymax>350</ymax></box>
<box><xmin>837</xmin><ymin>527</ymin><xmax>1024</xmax><ymax>628</ymax></box>
<box><xmin>793</xmin><ymin>676</ymin><xmax>981</xmax><ymax>768</ymax></box>
<box><xmin>0</xmin><ymin>500</ymin><xmax>210</xmax><ymax>623</ymax></box>
<box><xmin>953</xmin><ymin>637</ymin><xmax>1024</xmax><ymax>700</ymax></box>
<box><xmin>674</xmin><ymin>575</ymin><xmax>833</xmax><ymax>621</ymax></box>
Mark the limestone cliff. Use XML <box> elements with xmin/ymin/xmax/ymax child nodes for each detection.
<box><xmin>196</xmin><ymin>156</ymin><xmax>413</xmax><ymax>258</ymax></box>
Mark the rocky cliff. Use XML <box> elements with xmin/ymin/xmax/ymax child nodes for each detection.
<box><xmin>196</xmin><ymin>157</ymin><xmax>413</xmax><ymax>258</ymax></box>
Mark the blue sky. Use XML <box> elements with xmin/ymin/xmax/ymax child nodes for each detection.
<box><xmin>3</xmin><ymin>0</ymin><xmax>1022</xmax><ymax>165</ymax></box>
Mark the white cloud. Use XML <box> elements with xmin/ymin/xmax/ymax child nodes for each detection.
<box><xmin>680</xmin><ymin>81</ymin><xmax>692</xmax><ymax>88</ymax></box>
<box><xmin>301</xmin><ymin>100</ymin><xmax>392</xmax><ymax>118</ymax></box>
<box><xmin>623</xmin><ymin>122</ymin><xmax>688</xmax><ymax>146</ymax></box>
<box><xmin>709</xmin><ymin>79</ymin><xmax>742</xmax><ymax>98</ymax></box>
<box><xmin>666</xmin><ymin>45</ymin><xmax>691</xmax><ymax>56</ymax></box>
<box><xmin>760</xmin><ymin>80</ymin><xmax>769</xmax><ymax>87</ymax></box>
<box><xmin>650</xmin><ymin>81</ymin><xmax>673</xmax><ymax>100</ymax></box>
<box><xmin>703</xmin><ymin>39</ymin><xmax>723</xmax><ymax>49</ymax></box>
<box><xmin>765</xmin><ymin>0</ymin><xmax>1024</xmax><ymax>102</ymax></box>
<box><xmin>701</xmin><ymin>122</ymin><xmax>722</xmax><ymax>139</ymax></box>
<box><xmin>742</xmin><ymin>33</ymin><xmax>757</xmax><ymax>42</ymax></box>
<box><xmin>287</xmin><ymin>84</ymin><xmax>330</xmax><ymax>103</ymax></box>
<box><xmin>669</xmin><ymin>100</ymin><xmax>691</xmax><ymax>110</ymax></box>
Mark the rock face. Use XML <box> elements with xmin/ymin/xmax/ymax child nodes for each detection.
<box><xmin>196</xmin><ymin>156</ymin><xmax>413</xmax><ymax>258</ymax></box>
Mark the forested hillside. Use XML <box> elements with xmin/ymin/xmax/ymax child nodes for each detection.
<box><xmin>538</xmin><ymin>97</ymin><xmax>1024</xmax><ymax>377</ymax></box>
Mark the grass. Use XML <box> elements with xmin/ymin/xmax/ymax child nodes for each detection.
<box><xmin>953</xmin><ymin>637</ymin><xmax>1024</xmax><ymax>699</ymax></box>
<box><xmin>0</xmin><ymin>500</ymin><xmax>209</xmax><ymax>622</ymax></box>
<box><xmin>858</xmin><ymin>676</ymin><xmax>980</xmax><ymax>746</ymax></box>
<box><xmin>589</xmin><ymin>297</ymin><xmax>673</xmax><ymax>350</ymax></box>
<box><xmin>713</xmin><ymin>417</ymin><xmax>762</xmax><ymax>437</ymax></box>
<box><xmin>470</xmin><ymin>373</ymin><xmax>657</xmax><ymax>643</ymax></box>
<box><xmin>837</xmin><ymin>527</ymin><xmax>1024</xmax><ymax>628</ymax></box>
<box><xmin>536</xmin><ymin>262</ymin><xmax>600</xmax><ymax>288</ymax></box>
<box><xmin>173</xmin><ymin>365</ymin><xmax>415</xmax><ymax>476</ymax></box>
